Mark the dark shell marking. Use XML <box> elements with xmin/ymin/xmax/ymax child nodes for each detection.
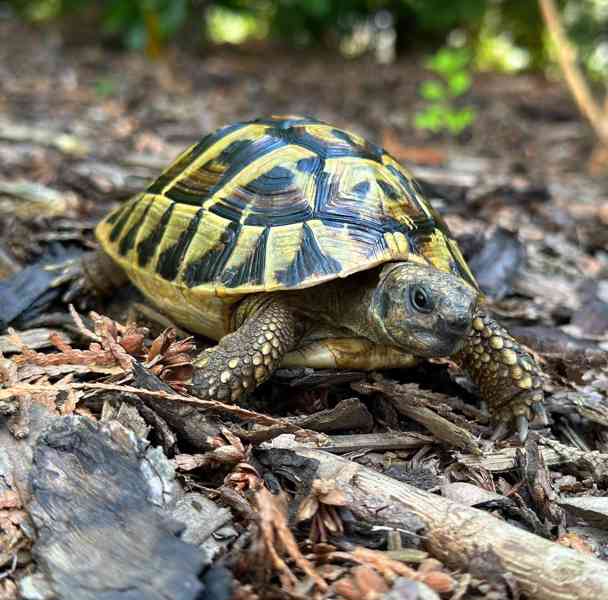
<box><xmin>97</xmin><ymin>115</ymin><xmax>477</xmax><ymax>294</ymax></box>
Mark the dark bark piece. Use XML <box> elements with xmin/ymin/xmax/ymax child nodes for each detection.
<box><xmin>287</xmin><ymin>397</ymin><xmax>374</xmax><ymax>433</ymax></box>
<box><xmin>0</xmin><ymin>245</ymin><xmax>83</xmax><ymax>331</ymax></box>
<box><xmin>353</xmin><ymin>380</ymin><xmax>481</xmax><ymax>454</ymax></box>
<box><xmin>467</xmin><ymin>227</ymin><xmax>525</xmax><ymax>300</ymax></box>
<box><xmin>131</xmin><ymin>361</ymin><xmax>222</xmax><ymax>449</ymax></box>
<box><xmin>273</xmin><ymin>367</ymin><xmax>366</xmax><ymax>388</ymax></box>
<box><xmin>518</xmin><ymin>433</ymin><xmax>564</xmax><ymax>526</ymax></box>
<box><xmin>22</xmin><ymin>416</ymin><xmax>205</xmax><ymax>600</ymax></box>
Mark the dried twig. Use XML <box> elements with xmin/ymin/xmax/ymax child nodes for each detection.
<box><xmin>353</xmin><ymin>380</ymin><xmax>481</xmax><ymax>454</ymax></box>
<box><xmin>253</xmin><ymin>486</ymin><xmax>327</xmax><ymax>592</ymax></box>
<box><xmin>0</xmin><ymin>381</ymin><xmax>307</xmax><ymax>430</ymax></box>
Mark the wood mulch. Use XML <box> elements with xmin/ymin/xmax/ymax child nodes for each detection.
<box><xmin>1</xmin><ymin>19</ymin><xmax>607</xmax><ymax>600</ymax></box>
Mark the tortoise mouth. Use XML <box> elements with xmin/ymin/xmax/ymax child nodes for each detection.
<box><xmin>406</xmin><ymin>329</ymin><xmax>465</xmax><ymax>358</ymax></box>
<box><xmin>376</xmin><ymin>322</ymin><xmax>464</xmax><ymax>358</ymax></box>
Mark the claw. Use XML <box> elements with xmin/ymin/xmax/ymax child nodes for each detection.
<box><xmin>531</xmin><ymin>402</ymin><xmax>549</xmax><ymax>426</ymax></box>
<box><xmin>490</xmin><ymin>421</ymin><xmax>510</xmax><ymax>441</ymax></box>
<box><xmin>516</xmin><ymin>414</ymin><xmax>529</xmax><ymax>443</ymax></box>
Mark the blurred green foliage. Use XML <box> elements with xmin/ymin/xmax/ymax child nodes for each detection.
<box><xmin>415</xmin><ymin>47</ymin><xmax>476</xmax><ymax>135</ymax></box>
<box><xmin>6</xmin><ymin>0</ymin><xmax>608</xmax><ymax>82</ymax></box>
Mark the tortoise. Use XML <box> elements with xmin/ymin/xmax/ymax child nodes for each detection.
<box><xmin>76</xmin><ymin>115</ymin><xmax>545</xmax><ymax>440</ymax></box>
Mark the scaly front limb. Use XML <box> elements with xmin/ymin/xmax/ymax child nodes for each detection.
<box><xmin>453</xmin><ymin>310</ymin><xmax>546</xmax><ymax>440</ymax></box>
<box><xmin>190</xmin><ymin>296</ymin><xmax>300</xmax><ymax>403</ymax></box>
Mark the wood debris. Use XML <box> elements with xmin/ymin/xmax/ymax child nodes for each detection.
<box><xmin>1</xmin><ymin>17</ymin><xmax>608</xmax><ymax>599</ymax></box>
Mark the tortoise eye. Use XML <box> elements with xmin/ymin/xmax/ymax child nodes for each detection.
<box><xmin>409</xmin><ymin>285</ymin><xmax>433</xmax><ymax>313</ymax></box>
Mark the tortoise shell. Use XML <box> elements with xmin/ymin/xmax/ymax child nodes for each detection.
<box><xmin>96</xmin><ymin>115</ymin><xmax>478</xmax><ymax>337</ymax></box>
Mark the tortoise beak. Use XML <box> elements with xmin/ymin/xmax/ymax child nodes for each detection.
<box><xmin>440</xmin><ymin>314</ymin><xmax>471</xmax><ymax>337</ymax></box>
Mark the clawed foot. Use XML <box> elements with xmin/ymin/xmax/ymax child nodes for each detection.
<box><xmin>486</xmin><ymin>393</ymin><xmax>549</xmax><ymax>442</ymax></box>
<box><xmin>456</xmin><ymin>311</ymin><xmax>547</xmax><ymax>443</ymax></box>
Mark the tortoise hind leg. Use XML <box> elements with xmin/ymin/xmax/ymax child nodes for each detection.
<box><xmin>80</xmin><ymin>249</ymin><xmax>129</xmax><ymax>295</ymax></box>
<box><xmin>48</xmin><ymin>249</ymin><xmax>128</xmax><ymax>302</ymax></box>
<box><xmin>190</xmin><ymin>296</ymin><xmax>299</xmax><ymax>403</ymax></box>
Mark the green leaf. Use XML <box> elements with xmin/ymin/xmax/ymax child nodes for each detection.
<box><xmin>419</xmin><ymin>79</ymin><xmax>446</xmax><ymax>101</ymax></box>
<box><xmin>414</xmin><ymin>105</ymin><xmax>445</xmax><ymax>132</ymax></box>
<box><xmin>444</xmin><ymin>107</ymin><xmax>476</xmax><ymax>134</ymax></box>
<box><xmin>426</xmin><ymin>47</ymin><xmax>471</xmax><ymax>76</ymax></box>
<box><xmin>447</xmin><ymin>71</ymin><xmax>471</xmax><ymax>97</ymax></box>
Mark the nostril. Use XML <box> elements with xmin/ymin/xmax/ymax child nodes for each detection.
<box><xmin>446</xmin><ymin>315</ymin><xmax>470</xmax><ymax>335</ymax></box>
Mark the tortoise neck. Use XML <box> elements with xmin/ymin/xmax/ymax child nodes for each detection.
<box><xmin>316</xmin><ymin>268</ymin><xmax>388</xmax><ymax>343</ymax></box>
<box><xmin>233</xmin><ymin>267</ymin><xmax>390</xmax><ymax>344</ymax></box>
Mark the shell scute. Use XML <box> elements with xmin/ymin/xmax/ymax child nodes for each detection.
<box><xmin>96</xmin><ymin>115</ymin><xmax>477</xmax><ymax>302</ymax></box>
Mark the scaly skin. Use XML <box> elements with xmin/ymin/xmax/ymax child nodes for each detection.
<box><xmin>190</xmin><ymin>297</ymin><xmax>299</xmax><ymax>402</ymax></box>
<box><xmin>70</xmin><ymin>252</ymin><xmax>545</xmax><ymax>437</ymax></box>
<box><xmin>81</xmin><ymin>249</ymin><xmax>129</xmax><ymax>294</ymax></box>
<box><xmin>50</xmin><ymin>249</ymin><xmax>128</xmax><ymax>303</ymax></box>
<box><xmin>454</xmin><ymin>310</ymin><xmax>544</xmax><ymax>421</ymax></box>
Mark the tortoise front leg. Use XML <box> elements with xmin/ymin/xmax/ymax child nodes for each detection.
<box><xmin>190</xmin><ymin>296</ymin><xmax>299</xmax><ymax>403</ymax></box>
<box><xmin>453</xmin><ymin>310</ymin><xmax>546</xmax><ymax>440</ymax></box>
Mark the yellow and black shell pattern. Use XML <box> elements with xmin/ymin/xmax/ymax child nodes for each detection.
<box><xmin>96</xmin><ymin>115</ymin><xmax>478</xmax><ymax>337</ymax></box>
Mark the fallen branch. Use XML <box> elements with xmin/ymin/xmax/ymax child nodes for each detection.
<box><xmin>457</xmin><ymin>436</ymin><xmax>608</xmax><ymax>476</ymax></box>
<box><xmin>322</xmin><ymin>431</ymin><xmax>434</xmax><ymax>454</ymax></box>
<box><xmin>287</xmin><ymin>397</ymin><xmax>373</xmax><ymax>433</ymax></box>
<box><xmin>281</xmin><ymin>445</ymin><xmax>608</xmax><ymax>600</ymax></box>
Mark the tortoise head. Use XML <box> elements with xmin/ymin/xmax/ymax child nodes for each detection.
<box><xmin>370</xmin><ymin>262</ymin><xmax>478</xmax><ymax>357</ymax></box>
